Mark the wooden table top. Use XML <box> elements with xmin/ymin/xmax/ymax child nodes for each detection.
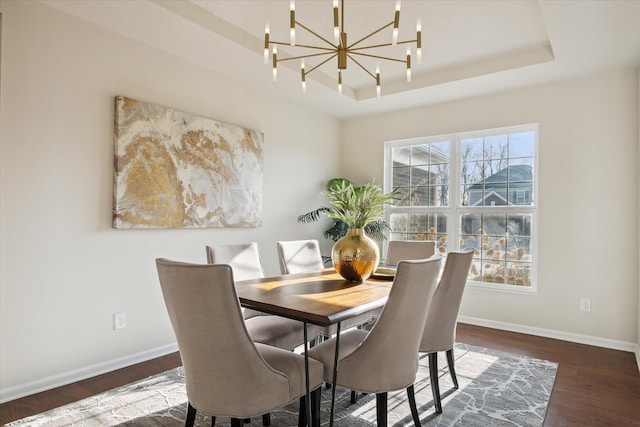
<box><xmin>235</xmin><ymin>268</ymin><xmax>393</xmax><ymax>326</ymax></box>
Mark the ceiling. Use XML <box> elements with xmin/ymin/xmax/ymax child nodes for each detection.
<box><xmin>42</xmin><ymin>0</ymin><xmax>640</xmax><ymax>119</ymax></box>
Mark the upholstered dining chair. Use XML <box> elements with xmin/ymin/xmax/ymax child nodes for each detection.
<box><xmin>206</xmin><ymin>242</ymin><xmax>322</xmax><ymax>351</ymax></box>
<box><xmin>156</xmin><ymin>259</ymin><xmax>324</xmax><ymax>427</ymax></box>
<box><xmin>414</xmin><ymin>250</ymin><xmax>474</xmax><ymax>414</ymax></box>
<box><xmin>360</xmin><ymin>239</ymin><xmax>437</xmax><ymax>360</ymax></box>
<box><xmin>276</xmin><ymin>239</ymin><xmax>325</xmax><ymax>274</ymax></box>
<box><xmin>276</xmin><ymin>239</ymin><xmax>375</xmax><ymax>339</ymax></box>
<box><xmin>385</xmin><ymin>240</ymin><xmax>436</xmax><ymax>266</ymax></box>
<box><xmin>308</xmin><ymin>256</ymin><xmax>443</xmax><ymax>427</ymax></box>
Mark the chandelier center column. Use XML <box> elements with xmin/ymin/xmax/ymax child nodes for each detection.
<box><xmin>337</xmin><ymin>33</ymin><xmax>347</xmax><ymax>70</ymax></box>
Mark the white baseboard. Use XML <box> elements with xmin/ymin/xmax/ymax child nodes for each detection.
<box><xmin>636</xmin><ymin>344</ymin><xmax>640</xmax><ymax>374</ymax></box>
<box><xmin>458</xmin><ymin>316</ymin><xmax>638</xmax><ymax>353</ymax></box>
<box><xmin>0</xmin><ymin>342</ymin><xmax>178</xmax><ymax>404</ymax></box>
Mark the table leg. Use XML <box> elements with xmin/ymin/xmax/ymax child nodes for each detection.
<box><xmin>303</xmin><ymin>322</ymin><xmax>311</xmax><ymax>427</ymax></box>
<box><xmin>329</xmin><ymin>322</ymin><xmax>341</xmax><ymax>427</ymax></box>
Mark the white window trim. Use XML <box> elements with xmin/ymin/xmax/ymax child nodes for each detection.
<box><xmin>383</xmin><ymin>124</ymin><xmax>538</xmax><ymax>293</ymax></box>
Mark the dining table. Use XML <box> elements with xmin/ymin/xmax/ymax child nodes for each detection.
<box><xmin>235</xmin><ymin>267</ymin><xmax>395</xmax><ymax>427</ymax></box>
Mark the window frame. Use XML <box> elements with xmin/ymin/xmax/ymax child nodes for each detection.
<box><xmin>383</xmin><ymin>123</ymin><xmax>538</xmax><ymax>293</ymax></box>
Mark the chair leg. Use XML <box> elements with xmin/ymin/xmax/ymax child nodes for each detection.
<box><xmin>211</xmin><ymin>416</ymin><xmax>216</xmax><ymax>426</ymax></box>
<box><xmin>429</xmin><ymin>352</ymin><xmax>442</xmax><ymax>414</ymax></box>
<box><xmin>298</xmin><ymin>387</ymin><xmax>321</xmax><ymax>427</ymax></box>
<box><xmin>406</xmin><ymin>384</ymin><xmax>421</xmax><ymax>426</ymax></box>
<box><xmin>298</xmin><ymin>393</ymin><xmax>307</xmax><ymax>427</ymax></box>
<box><xmin>262</xmin><ymin>413</ymin><xmax>271</xmax><ymax>426</ymax></box>
<box><xmin>350</xmin><ymin>390</ymin><xmax>358</xmax><ymax>403</ymax></box>
<box><xmin>446</xmin><ymin>348</ymin><xmax>459</xmax><ymax>389</ymax></box>
<box><xmin>311</xmin><ymin>386</ymin><xmax>321</xmax><ymax>427</ymax></box>
<box><xmin>185</xmin><ymin>402</ymin><xmax>196</xmax><ymax>427</ymax></box>
<box><xmin>244</xmin><ymin>418</ymin><xmax>251</xmax><ymax>424</ymax></box>
<box><xmin>376</xmin><ymin>392</ymin><xmax>388</xmax><ymax>427</ymax></box>
<box><xmin>231</xmin><ymin>419</ymin><xmax>243</xmax><ymax>427</ymax></box>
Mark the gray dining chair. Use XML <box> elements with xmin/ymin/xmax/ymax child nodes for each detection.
<box><xmin>276</xmin><ymin>239</ymin><xmax>375</xmax><ymax>338</ymax></box>
<box><xmin>206</xmin><ymin>243</ymin><xmax>322</xmax><ymax>351</ymax></box>
<box><xmin>361</xmin><ymin>238</ymin><xmax>437</xmax><ymax>348</ymax></box>
<box><xmin>414</xmin><ymin>250</ymin><xmax>474</xmax><ymax>414</ymax></box>
<box><xmin>385</xmin><ymin>240</ymin><xmax>436</xmax><ymax>266</ymax></box>
<box><xmin>276</xmin><ymin>239</ymin><xmax>325</xmax><ymax>274</ymax></box>
<box><xmin>308</xmin><ymin>255</ymin><xmax>443</xmax><ymax>427</ymax></box>
<box><xmin>156</xmin><ymin>259</ymin><xmax>324</xmax><ymax>427</ymax></box>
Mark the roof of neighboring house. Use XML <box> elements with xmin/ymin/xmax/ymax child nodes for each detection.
<box><xmin>469</xmin><ymin>164</ymin><xmax>533</xmax><ymax>190</ymax></box>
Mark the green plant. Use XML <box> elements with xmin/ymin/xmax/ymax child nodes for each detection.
<box><xmin>297</xmin><ymin>178</ymin><xmax>397</xmax><ymax>242</ymax></box>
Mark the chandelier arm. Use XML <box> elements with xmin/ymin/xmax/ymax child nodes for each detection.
<box><xmin>397</xmin><ymin>39</ymin><xmax>419</xmax><ymax>45</ymax></box>
<box><xmin>350</xmin><ymin>38</ymin><xmax>417</xmax><ymax>51</ymax></box>
<box><xmin>277</xmin><ymin>52</ymin><xmax>336</xmax><ymax>63</ymax></box>
<box><xmin>347</xmin><ymin>21</ymin><xmax>394</xmax><ymax>49</ymax></box>
<box><xmin>305</xmin><ymin>54</ymin><xmax>338</xmax><ymax>76</ymax></box>
<box><xmin>350</xmin><ymin>51</ymin><xmax>407</xmax><ymax>64</ymax></box>
<box><xmin>347</xmin><ymin>54</ymin><xmax>377</xmax><ymax>80</ymax></box>
<box><xmin>269</xmin><ymin>40</ymin><xmax>335</xmax><ymax>51</ymax></box>
<box><xmin>296</xmin><ymin>21</ymin><xmax>338</xmax><ymax>48</ymax></box>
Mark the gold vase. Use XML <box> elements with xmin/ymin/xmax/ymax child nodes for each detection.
<box><xmin>332</xmin><ymin>228</ymin><xmax>380</xmax><ymax>282</ymax></box>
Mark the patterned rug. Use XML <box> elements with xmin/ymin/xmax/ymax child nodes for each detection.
<box><xmin>7</xmin><ymin>343</ymin><xmax>557</xmax><ymax>426</ymax></box>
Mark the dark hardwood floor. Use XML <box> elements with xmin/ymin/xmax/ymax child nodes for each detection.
<box><xmin>1</xmin><ymin>323</ymin><xmax>639</xmax><ymax>426</ymax></box>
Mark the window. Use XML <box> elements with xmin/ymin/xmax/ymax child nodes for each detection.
<box><xmin>384</xmin><ymin>124</ymin><xmax>537</xmax><ymax>291</ymax></box>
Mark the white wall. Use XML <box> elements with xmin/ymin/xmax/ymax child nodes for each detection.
<box><xmin>343</xmin><ymin>69</ymin><xmax>639</xmax><ymax>346</ymax></box>
<box><xmin>0</xmin><ymin>1</ymin><xmax>340</xmax><ymax>398</ymax></box>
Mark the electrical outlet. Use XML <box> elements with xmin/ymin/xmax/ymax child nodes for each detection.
<box><xmin>580</xmin><ymin>298</ymin><xmax>591</xmax><ymax>312</ymax></box>
<box><xmin>114</xmin><ymin>312</ymin><xmax>127</xmax><ymax>330</ymax></box>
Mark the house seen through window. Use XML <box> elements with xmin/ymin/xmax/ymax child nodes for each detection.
<box><xmin>384</xmin><ymin>124</ymin><xmax>537</xmax><ymax>291</ymax></box>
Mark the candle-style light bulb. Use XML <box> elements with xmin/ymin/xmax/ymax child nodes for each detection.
<box><xmin>416</xmin><ymin>18</ymin><xmax>422</xmax><ymax>64</ymax></box>
<box><xmin>333</xmin><ymin>0</ymin><xmax>340</xmax><ymax>45</ymax></box>
<box><xmin>338</xmin><ymin>70</ymin><xmax>342</xmax><ymax>95</ymax></box>
<box><xmin>263</xmin><ymin>23</ymin><xmax>270</xmax><ymax>64</ymax></box>
<box><xmin>376</xmin><ymin>65</ymin><xmax>381</xmax><ymax>97</ymax></box>
<box><xmin>392</xmin><ymin>0</ymin><xmax>400</xmax><ymax>45</ymax></box>
<box><xmin>290</xmin><ymin>0</ymin><xmax>296</xmax><ymax>46</ymax></box>
<box><xmin>406</xmin><ymin>46</ymin><xmax>412</xmax><ymax>82</ymax></box>
<box><xmin>272</xmin><ymin>46</ymin><xmax>278</xmax><ymax>81</ymax></box>
<box><xmin>301</xmin><ymin>60</ymin><xmax>306</xmax><ymax>94</ymax></box>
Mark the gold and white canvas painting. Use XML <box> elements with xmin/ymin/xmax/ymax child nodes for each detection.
<box><xmin>113</xmin><ymin>96</ymin><xmax>263</xmax><ymax>229</ymax></box>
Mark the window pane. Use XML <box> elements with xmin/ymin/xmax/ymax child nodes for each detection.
<box><xmin>392</xmin><ymin>145</ymin><xmax>411</xmax><ymax>166</ymax></box>
<box><xmin>461</xmin><ymin>137</ymin><xmax>483</xmax><ymax>161</ymax></box>
<box><xmin>484</xmin><ymin>135</ymin><xmax>508</xmax><ymax>160</ymax></box>
<box><xmin>388</xmin><ymin>212</ymin><xmax>448</xmax><ymax>250</ymax></box>
<box><xmin>509</xmin><ymin>132</ymin><xmax>535</xmax><ymax>158</ymax></box>
<box><xmin>410</xmin><ymin>144</ymin><xmax>431</xmax><ymax>165</ymax></box>
<box><xmin>392</xmin><ymin>187</ymin><xmax>410</xmax><ymax>206</ymax></box>
<box><xmin>392</xmin><ymin>165</ymin><xmax>410</xmax><ymax>188</ymax></box>
<box><xmin>410</xmin><ymin>165</ymin><xmax>432</xmax><ymax>187</ymax></box>
<box><xmin>506</xmin><ymin>262</ymin><xmax>532</xmax><ymax>286</ymax></box>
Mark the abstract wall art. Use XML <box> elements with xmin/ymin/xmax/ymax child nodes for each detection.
<box><xmin>113</xmin><ymin>96</ymin><xmax>263</xmax><ymax>229</ymax></box>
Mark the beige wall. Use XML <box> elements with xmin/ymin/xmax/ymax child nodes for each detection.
<box><xmin>2</xmin><ymin>0</ymin><xmax>639</xmax><ymax>400</ymax></box>
<box><xmin>343</xmin><ymin>69</ymin><xmax>639</xmax><ymax>346</ymax></box>
<box><xmin>0</xmin><ymin>2</ymin><xmax>339</xmax><ymax>397</ymax></box>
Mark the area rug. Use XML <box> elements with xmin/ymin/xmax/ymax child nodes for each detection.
<box><xmin>6</xmin><ymin>343</ymin><xmax>557</xmax><ymax>426</ymax></box>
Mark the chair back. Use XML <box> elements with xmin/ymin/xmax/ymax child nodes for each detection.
<box><xmin>277</xmin><ymin>239</ymin><xmax>324</xmax><ymax>274</ymax></box>
<box><xmin>206</xmin><ymin>242</ymin><xmax>264</xmax><ymax>281</ymax></box>
<box><xmin>338</xmin><ymin>255</ymin><xmax>442</xmax><ymax>391</ymax></box>
<box><xmin>385</xmin><ymin>240</ymin><xmax>436</xmax><ymax>266</ymax></box>
<box><xmin>419</xmin><ymin>250</ymin><xmax>474</xmax><ymax>353</ymax></box>
<box><xmin>155</xmin><ymin>259</ymin><xmax>291</xmax><ymax>416</ymax></box>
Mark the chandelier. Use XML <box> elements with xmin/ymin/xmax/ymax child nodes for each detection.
<box><xmin>264</xmin><ymin>0</ymin><xmax>421</xmax><ymax>97</ymax></box>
